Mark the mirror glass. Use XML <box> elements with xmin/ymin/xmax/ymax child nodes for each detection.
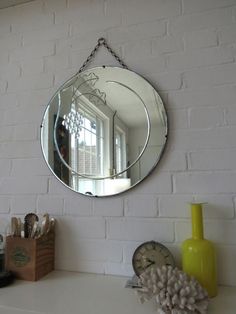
<box><xmin>41</xmin><ymin>66</ymin><xmax>168</xmax><ymax>197</ymax></box>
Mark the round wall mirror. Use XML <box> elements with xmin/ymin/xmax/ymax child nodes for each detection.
<box><xmin>41</xmin><ymin>66</ymin><xmax>168</xmax><ymax>197</ymax></box>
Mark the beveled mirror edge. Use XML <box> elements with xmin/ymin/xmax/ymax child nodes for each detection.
<box><xmin>40</xmin><ymin>66</ymin><xmax>169</xmax><ymax>198</ymax></box>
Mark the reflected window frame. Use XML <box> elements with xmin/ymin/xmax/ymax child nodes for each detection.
<box><xmin>70</xmin><ymin>104</ymin><xmax>106</xmax><ymax>192</ymax></box>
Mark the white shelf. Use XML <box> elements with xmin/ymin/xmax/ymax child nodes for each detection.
<box><xmin>0</xmin><ymin>271</ymin><xmax>235</xmax><ymax>314</ymax></box>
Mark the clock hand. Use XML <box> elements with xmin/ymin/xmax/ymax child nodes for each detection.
<box><xmin>145</xmin><ymin>260</ymin><xmax>155</xmax><ymax>268</ymax></box>
<box><xmin>146</xmin><ymin>258</ymin><xmax>155</xmax><ymax>264</ymax></box>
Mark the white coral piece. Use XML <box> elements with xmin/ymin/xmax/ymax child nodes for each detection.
<box><xmin>136</xmin><ymin>266</ymin><xmax>209</xmax><ymax>314</ymax></box>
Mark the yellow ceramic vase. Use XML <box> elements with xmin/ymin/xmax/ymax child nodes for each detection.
<box><xmin>182</xmin><ymin>203</ymin><xmax>218</xmax><ymax>297</ymax></box>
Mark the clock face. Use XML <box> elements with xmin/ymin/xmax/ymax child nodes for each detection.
<box><xmin>132</xmin><ymin>241</ymin><xmax>175</xmax><ymax>276</ymax></box>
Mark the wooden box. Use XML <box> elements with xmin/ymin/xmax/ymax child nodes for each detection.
<box><xmin>5</xmin><ymin>232</ymin><xmax>55</xmax><ymax>281</ymax></box>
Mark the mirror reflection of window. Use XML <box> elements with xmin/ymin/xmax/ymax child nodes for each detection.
<box><xmin>76</xmin><ymin>112</ymin><xmax>103</xmax><ymax>176</ymax></box>
<box><xmin>70</xmin><ymin>106</ymin><xmax>105</xmax><ymax>192</ymax></box>
<box><xmin>115</xmin><ymin>126</ymin><xmax>127</xmax><ymax>177</ymax></box>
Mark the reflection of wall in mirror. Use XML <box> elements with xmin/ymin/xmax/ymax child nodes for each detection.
<box><xmin>128</xmin><ymin>125</ymin><xmax>166</xmax><ymax>183</ymax></box>
<box><xmin>47</xmin><ymin>89</ymin><xmax>73</xmax><ymax>173</ymax></box>
<box><xmin>53</xmin><ymin>116</ymin><xmax>69</xmax><ymax>185</ymax></box>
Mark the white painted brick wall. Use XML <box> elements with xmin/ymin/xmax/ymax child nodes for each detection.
<box><xmin>124</xmin><ymin>55</ymin><xmax>166</xmax><ymax>77</ymax></box>
<box><xmin>43</xmin><ymin>0</ymin><xmax>67</xmax><ymax>13</ymax></box>
<box><xmin>13</xmin><ymin>124</ymin><xmax>38</xmax><ymax>141</ymax></box>
<box><xmin>4</xmin><ymin>107</ymin><xmax>45</xmax><ymax>125</ymax></box>
<box><xmin>188</xmin><ymin>107</ymin><xmax>223</xmax><ymax>129</ymax></box>
<box><xmin>0</xmin><ymin>0</ymin><xmax>236</xmax><ymax>285</ymax></box>
<box><xmin>0</xmin><ymin>176</ymin><xmax>48</xmax><ymax>194</ymax></box>
<box><xmin>167</xmin><ymin>46</ymin><xmax>233</xmax><ymax>70</ymax></box>
<box><xmin>184</xmin><ymin>64</ymin><xmax>236</xmax><ymax>88</ymax></box>
<box><xmin>152</xmin><ymin>36</ymin><xmax>183</xmax><ymax>55</ymax></box>
<box><xmin>20</xmin><ymin>58</ymin><xmax>44</xmax><ymax>76</ymax></box>
<box><xmin>188</xmin><ymin>149</ymin><xmax>236</xmax><ymax>171</ymax></box>
<box><xmin>10</xmin><ymin>42</ymin><xmax>55</xmax><ymax>62</ymax></box>
<box><xmin>148</xmin><ymin>72</ymin><xmax>182</xmax><ymax>91</ymax></box>
<box><xmin>0</xmin><ymin>94</ymin><xmax>17</xmax><ymax>108</ymax></box>
<box><xmin>64</xmin><ymin>196</ymin><xmax>92</xmax><ymax>216</ymax></box>
<box><xmin>57</xmin><ymin>217</ymin><xmax>106</xmax><ymax>239</ymax></box>
<box><xmin>0</xmin><ymin>160</ymin><xmax>11</xmax><ymax>177</ymax></box>
<box><xmin>182</xmin><ymin>0</ymin><xmax>236</xmax><ymax>14</ymax></box>
<box><xmin>37</xmin><ymin>195</ymin><xmax>64</xmax><ymax>215</ymax></box>
<box><xmin>0</xmin><ymin>141</ymin><xmax>41</xmax><ymax>158</ymax></box>
<box><xmin>183</xmin><ymin>29</ymin><xmax>218</xmax><ymax>50</ymax></box>
<box><xmin>160</xmin><ymin>195</ymin><xmax>234</xmax><ymax>219</ymax></box>
<box><xmin>11</xmin><ymin>12</ymin><xmax>54</xmax><ymax>33</ymax></box>
<box><xmin>219</xmin><ymin>25</ymin><xmax>236</xmax><ymax>44</ymax></box>
<box><xmin>169</xmin><ymin>8</ymin><xmax>233</xmax><ymax>35</ymax></box>
<box><xmin>168</xmin><ymin>86</ymin><xmax>236</xmax><ymax>108</ymax></box>
<box><xmin>44</xmin><ymin>53</ymin><xmax>69</xmax><ymax>72</ymax></box>
<box><xmin>48</xmin><ymin>177</ymin><xmax>70</xmax><ymax>195</ymax></box>
<box><xmin>93</xmin><ymin>197</ymin><xmax>124</xmax><ymax>217</ymax></box>
<box><xmin>0</xmin><ymin>197</ymin><xmax>11</xmax><ymax>214</ymax></box>
<box><xmin>171</xmin><ymin>127</ymin><xmax>236</xmax><ymax>150</ymax></box>
<box><xmin>173</xmin><ymin>172</ymin><xmax>236</xmax><ymax>194</ymax></box>
<box><xmin>158</xmin><ymin>150</ymin><xmax>187</xmax><ymax>171</ymax></box>
<box><xmin>107</xmin><ymin>20</ymin><xmax>166</xmax><ymax>44</ymax></box>
<box><xmin>14</xmin><ymin>90</ymin><xmax>51</xmax><ymax>108</ymax></box>
<box><xmin>11</xmin><ymin>195</ymin><xmax>36</xmax><ymax>214</ymax></box>
<box><xmin>0</xmin><ymin>126</ymin><xmax>13</xmax><ymax>142</ymax></box>
<box><xmin>56</xmin><ymin>238</ymin><xmax>123</xmax><ymax>264</ymax></box>
<box><xmin>0</xmin><ymin>64</ymin><xmax>21</xmax><ymax>81</ymax></box>
<box><xmin>119</xmin><ymin>0</ymin><xmax>181</xmax><ymax>24</ymax></box>
<box><xmin>167</xmin><ymin>109</ymin><xmax>188</xmax><ymax>129</ymax></box>
<box><xmin>0</xmin><ymin>80</ymin><xmax>7</xmax><ymax>94</ymax></box>
<box><xmin>124</xmin><ymin>195</ymin><xmax>158</xmax><ymax>217</ymax></box>
<box><xmin>8</xmin><ymin>73</ymin><xmax>54</xmax><ymax>92</ymax></box>
<box><xmin>107</xmin><ymin>218</ymin><xmax>174</xmax><ymax>242</ymax></box>
<box><xmin>23</xmin><ymin>24</ymin><xmax>69</xmax><ymax>45</ymax></box>
<box><xmin>0</xmin><ymin>11</ymin><xmax>11</xmax><ymax>36</ymax></box>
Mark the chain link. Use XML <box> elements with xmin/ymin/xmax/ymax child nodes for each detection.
<box><xmin>77</xmin><ymin>38</ymin><xmax>128</xmax><ymax>74</ymax></box>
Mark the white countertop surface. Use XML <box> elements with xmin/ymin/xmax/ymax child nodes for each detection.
<box><xmin>0</xmin><ymin>271</ymin><xmax>235</xmax><ymax>314</ymax></box>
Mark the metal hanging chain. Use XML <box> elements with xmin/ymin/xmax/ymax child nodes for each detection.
<box><xmin>77</xmin><ymin>37</ymin><xmax>128</xmax><ymax>74</ymax></box>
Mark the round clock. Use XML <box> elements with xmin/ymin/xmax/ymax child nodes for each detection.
<box><xmin>132</xmin><ymin>241</ymin><xmax>175</xmax><ymax>276</ymax></box>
